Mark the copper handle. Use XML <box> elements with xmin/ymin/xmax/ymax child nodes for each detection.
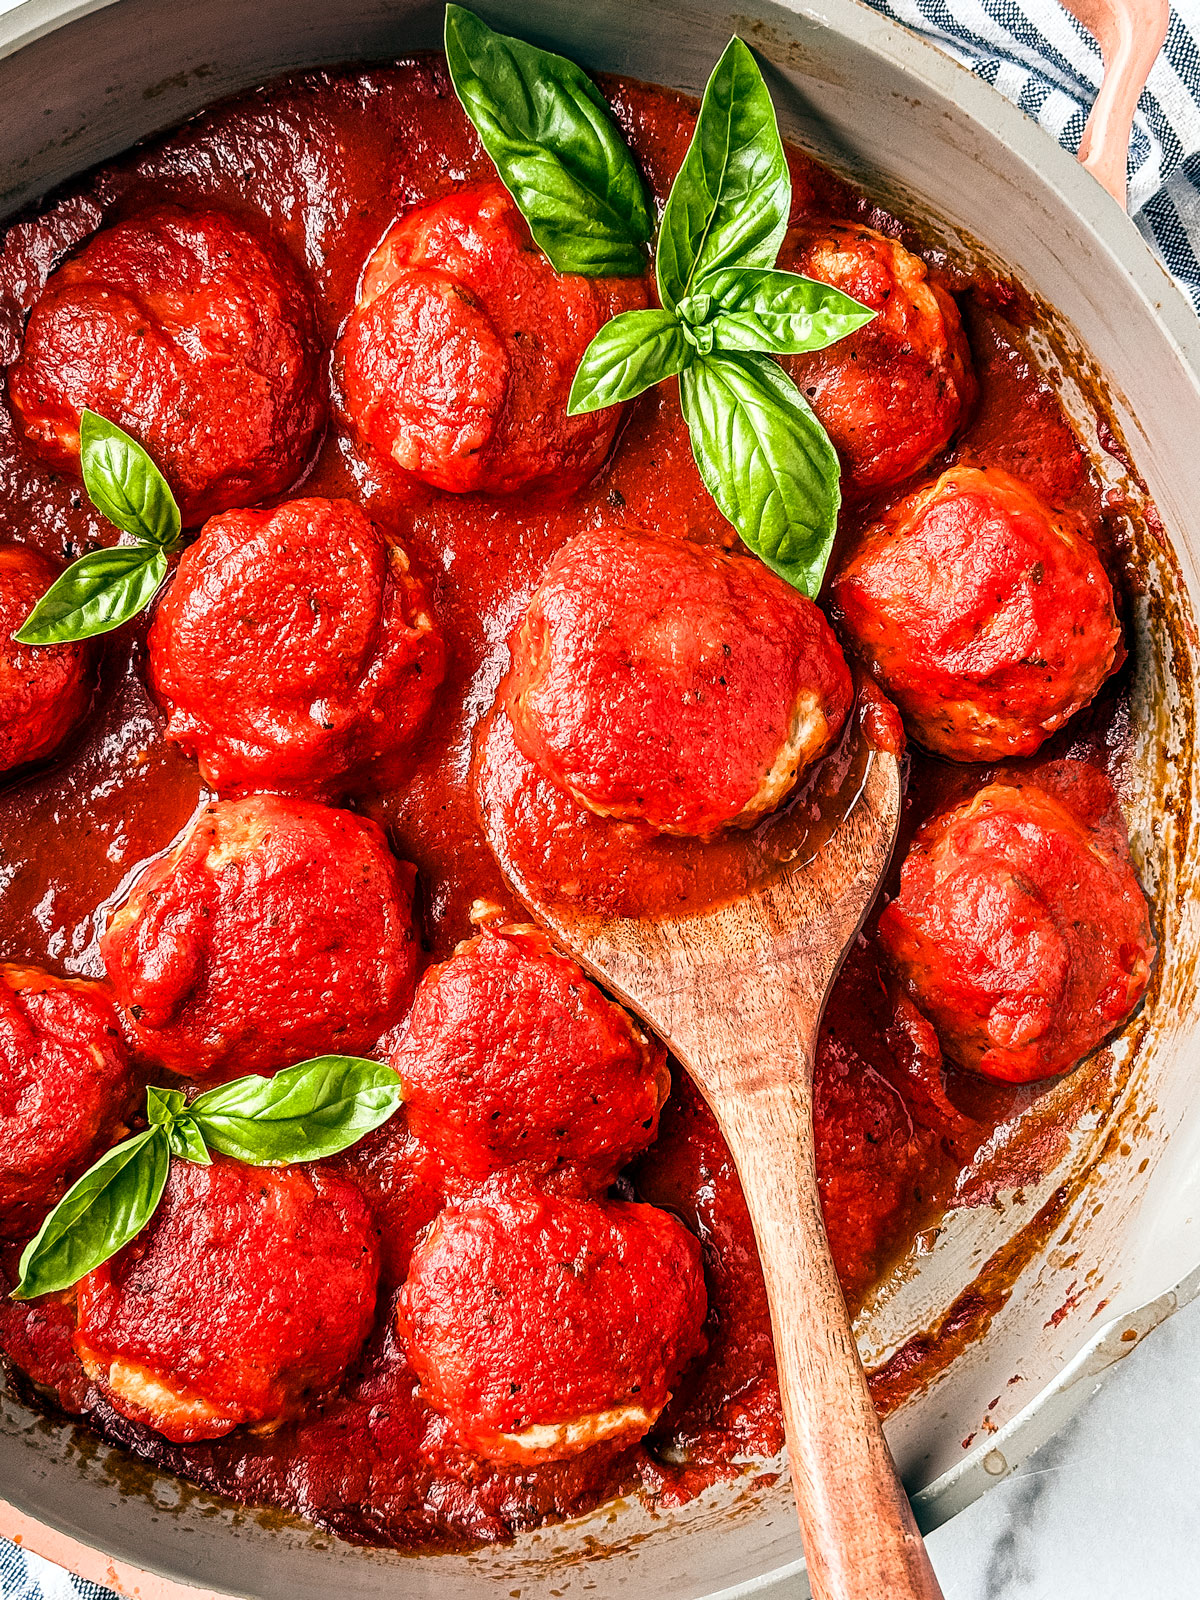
<box><xmin>1061</xmin><ymin>0</ymin><xmax>1168</xmax><ymax>208</ymax></box>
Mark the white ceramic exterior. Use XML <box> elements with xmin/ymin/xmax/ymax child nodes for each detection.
<box><xmin>0</xmin><ymin>3</ymin><xmax>1197</xmax><ymax>1597</ymax></box>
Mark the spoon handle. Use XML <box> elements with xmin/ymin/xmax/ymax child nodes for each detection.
<box><xmin>716</xmin><ymin>1078</ymin><xmax>945</xmax><ymax>1600</ymax></box>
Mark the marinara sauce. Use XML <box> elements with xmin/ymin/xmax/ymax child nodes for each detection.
<box><xmin>0</xmin><ymin>59</ymin><xmax>1139</xmax><ymax>1547</ymax></box>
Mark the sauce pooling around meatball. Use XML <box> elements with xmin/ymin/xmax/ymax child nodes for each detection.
<box><xmin>338</xmin><ymin>182</ymin><xmax>647</xmax><ymax>496</ymax></box>
<box><xmin>0</xmin><ymin>55</ymin><xmax>1162</xmax><ymax>1556</ymax></box>
<box><xmin>75</xmin><ymin>1155</ymin><xmax>380</xmax><ymax>1442</ymax></box>
<box><xmin>391</xmin><ymin>921</ymin><xmax>669</xmax><ymax>1183</ymax></box>
<box><xmin>878</xmin><ymin>763</ymin><xmax>1155</xmax><ymax>1083</ymax></box>
<box><xmin>505</xmin><ymin>525</ymin><xmax>854</xmax><ymax>838</ymax></box>
<box><xmin>781</xmin><ymin>221</ymin><xmax>975</xmax><ymax>499</ymax></box>
<box><xmin>149</xmin><ymin>497</ymin><xmax>445</xmax><ymax>797</ymax></box>
<box><xmin>399</xmin><ymin>1182</ymin><xmax>707</xmax><ymax>1465</ymax></box>
<box><xmin>8</xmin><ymin>207</ymin><xmax>325</xmax><ymax>526</ymax></box>
<box><xmin>0</xmin><ymin>544</ymin><xmax>96</xmax><ymax>773</ymax></box>
<box><xmin>100</xmin><ymin>794</ymin><xmax>419</xmax><ymax>1082</ymax></box>
<box><xmin>833</xmin><ymin>466</ymin><xmax>1121</xmax><ymax>761</ymax></box>
<box><xmin>0</xmin><ymin>965</ymin><xmax>129</xmax><ymax>1231</ymax></box>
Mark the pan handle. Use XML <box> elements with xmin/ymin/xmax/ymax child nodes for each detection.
<box><xmin>1060</xmin><ymin>0</ymin><xmax>1168</xmax><ymax>208</ymax></box>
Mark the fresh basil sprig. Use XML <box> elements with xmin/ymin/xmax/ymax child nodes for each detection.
<box><xmin>568</xmin><ymin>36</ymin><xmax>875</xmax><ymax>598</ymax></box>
<box><xmin>14</xmin><ymin>410</ymin><xmax>181</xmax><ymax>646</ymax></box>
<box><xmin>441</xmin><ymin>15</ymin><xmax>870</xmax><ymax>593</ymax></box>
<box><xmin>445</xmin><ymin>5</ymin><xmax>651</xmax><ymax>276</ymax></box>
<box><xmin>12</xmin><ymin>1056</ymin><xmax>403</xmax><ymax>1301</ymax></box>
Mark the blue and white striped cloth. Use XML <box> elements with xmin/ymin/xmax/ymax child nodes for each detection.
<box><xmin>0</xmin><ymin>1543</ymin><xmax>110</xmax><ymax>1600</ymax></box>
<box><xmin>864</xmin><ymin>0</ymin><xmax>1200</xmax><ymax>309</ymax></box>
<box><xmin>2</xmin><ymin>3</ymin><xmax>1198</xmax><ymax>1598</ymax></box>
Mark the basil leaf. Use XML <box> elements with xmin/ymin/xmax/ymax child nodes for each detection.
<box><xmin>12</xmin><ymin>1127</ymin><xmax>170</xmax><ymax>1300</ymax></box>
<box><xmin>143</xmin><ymin>1085</ymin><xmax>210</xmax><ymax>1162</ymax></box>
<box><xmin>567</xmin><ymin>309</ymin><xmax>690</xmax><ymax>415</ymax></box>
<box><xmin>80</xmin><ymin>410</ymin><xmax>181</xmax><ymax>549</ymax></box>
<box><xmin>444</xmin><ymin>5</ymin><xmax>651</xmax><ymax>276</ymax></box>
<box><xmin>679</xmin><ymin>267</ymin><xmax>875</xmax><ymax>356</ymax></box>
<box><xmin>678</xmin><ymin>351</ymin><xmax>841</xmax><ymax>598</ymax></box>
<box><xmin>656</xmin><ymin>37</ymin><xmax>789</xmax><ymax>313</ymax></box>
<box><xmin>190</xmin><ymin>1056</ymin><xmax>404</xmax><ymax>1165</ymax></box>
<box><xmin>13</xmin><ymin>543</ymin><xmax>168</xmax><ymax>645</ymax></box>
<box><xmin>145</xmin><ymin>1085</ymin><xmax>186</xmax><ymax>1125</ymax></box>
<box><xmin>165</xmin><ymin>1115</ymin><xmax>211</xmax><ymax>1166</ymax></box>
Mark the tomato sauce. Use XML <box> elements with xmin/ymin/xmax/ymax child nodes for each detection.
<box><xmin>0</xmin><ymin>59</ymin><xmax>1140</xmax><ymax>1547</ymax></box>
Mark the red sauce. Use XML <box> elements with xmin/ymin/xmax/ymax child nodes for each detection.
<box><xmin>0</xmin><ymin>59</ymin><xmax>1139</xmax><ymax>1547</ymax></box>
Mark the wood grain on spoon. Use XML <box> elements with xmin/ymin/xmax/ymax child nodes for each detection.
<box><xmin>481</xmin><ymin>709</ymin><xmax>944</xmax><ymax>1600</ymax></box>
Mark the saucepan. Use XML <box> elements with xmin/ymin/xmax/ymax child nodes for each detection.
<box><xmin>0</xmin><ymin>0</ymin><xmax>1197</xmax><ymax>1596</ymax></box>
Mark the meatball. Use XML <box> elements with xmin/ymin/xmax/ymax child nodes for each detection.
<box><xmin>8</xmin><ymin>206</ymin><xmax>324</xmax><ymax>525</ymax></box>
<box><xmin>75</xmin><ymin>1155</ymin><xmax>379</xmax><ymax>1443</ymax></box>
<box><xmin>833</xmin><ymin>466</ymin><xmax>1121</xmax><ymax>761</ymax></box>
<box><xmin>878</xmin><ymin>768</ymin><xmax>1155</xmax><ymax>1083</ymax></box>
<box><xmin>337</xmin><ymin>182</ymin><xmax>647</xmax><ymax>496</ymax></box>
<box><xmin>0</xmin><ymin>544</ymin><xmax>95</xmax><ymax>772</ymax></box>
<box><xmin>780</xmin><ymin>221</ymin><xmax>973</xmax><ymax>498</ymax></box>
<box><xmin>148</xmin><ymin>498</ymin><xmax>444</xmax><ymax>796</ymax></box>
<box><xmin>505</xmin><ymin>526</ymin><xmax>854</xmax><ymax>837</ymax></box>
<box><xmin>398</xmin><ymin>1184</ymin><xmax>706</xmax><ymax>1464</ymax></box>
<box><xmin>390</xmin><ymin>922</ymin><xmax>668</xmax><ymax>1181</ymax></box>
<box><xmin>0</xmin><ymin>965</ymin><xmax>129</xmax><ymax>1233</ymax></box>
<box><xmin>99</xmin><ymin>794</ymin><xmax>419</xmax><ymax>1083</ymax></box>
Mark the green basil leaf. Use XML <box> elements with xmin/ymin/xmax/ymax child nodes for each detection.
<box><xmin>444</xmin><ymin>5</ymin><xmax>651</xmax><ymax>275</ymax></box>
<box><xmin>680</xmin><ymin>267</ymin><xmax>875</xmax><ymax>355</ymax></box>
<box><xmin>80</xmin><ymin>410</ymin><xmax>181</xmax><ymax>548</ymax></box>
<box><xmin>145</xmin><ymin>1085</ymin><xmax>186</xmax><ymax>1125</ymax></box>
<box><xmin>190</xmin><ymin>1056</ymin><xmax>404</xmax><ymax>1165</ymax></box>
<box><xmin>567</xmin><ymin>309</ymin><xmax>691</xmax><ymax>415</ymax></box>
<box><xmin>13</xmin><ymin>543</ymin><xmax>168</xmax><ymax>645</ymax></box>
<box><xmin>12</xmin><ymin>1126</ymin><xmax>170</xmax><ymax>1300</ymax></box>
<box><xmin>165</xmin><ymin>1114</ymin><xmax>211</xmax><ymax>1166</ymax></box>
<box><xmin>656</xmin><ymin>37</ymin><xmax>789</xmax><ymax>313</ymax></box>
<box><xmin>678</xmin><ymin>351</ymin><xmax>841</xmax><ymax>598</ymax></box>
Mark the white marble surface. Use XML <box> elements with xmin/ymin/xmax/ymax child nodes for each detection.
<box><xmin>924</xmin><ymin>1291</ymin><xmax>1200</xmax><ymax>1598</ymax></box>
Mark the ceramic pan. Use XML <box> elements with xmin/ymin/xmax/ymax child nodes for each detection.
<box><xmin>0</xmin><ymin>3</ymin><xmax>1197</xmax><ymax>1595</ymax></box>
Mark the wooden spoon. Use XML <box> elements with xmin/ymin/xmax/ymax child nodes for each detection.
<box><xmin>479</xmin><ymin>706</ymin><xmax>944</xmax><ymax>1600</ymax></box>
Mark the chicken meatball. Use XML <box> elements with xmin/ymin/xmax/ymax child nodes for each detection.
<box><xmin>878</xmin><ymin>768</ymin><xmax>1155</xmax><ymax>1083</ymax></box>
<box><xmin>337</xmin><ymin>182</ymin><xmax>647</xmax><ymax>496</ymax></box>
<box><xmin>75</xmin><ymin>1155</ymin><xmax>379</xmax><ymax>1443</ymax></box>
<box><xmin>0</xmin><ymin>965</ymin><xmax>129</xmax><ymax>1233</ymax></box>
<box><xmin>505</xmin><ymin>526</ymin><xmax>854</xmax><ymax>838</ymax></box>
<box><xmin>0</xmin><ymin>544</ymin><xmax>96</xmax><ymax>772</ymax></box>
<box><xmin>148</xmin><ymin>498</ymin><xmax>444</xmax><ymax>796</ymax></box>
<box><xmin>8</xmin><ymin>207</ymin><xmax>324</xmax><ymax>525</ymax></box>
<box><xmin>390</xmin><ymin>923</ymin><xmax>668</xmax><ymax>1182</ymax></box>
<box><xmin>780</xmin><ymin>221</ymin><xmax>973</xmax><ymax>498</ymax></box>
<box><xmin>398</xmin><ymin>1184</ymin><xmax>706</xmax><ymax>1464</ymax></box>
<box><xmin>833</xmin><ymin>466</ymin><xmax>1121</xmax><ymax>761</ymax></box>
<box><xmin>100</xmin><ymin>795</ymin><xmax>419</xmax><ymax>1083</ymax></box>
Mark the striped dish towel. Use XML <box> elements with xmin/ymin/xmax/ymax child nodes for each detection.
<box><xmin>863</xmin><ymin>0</ymin><xmax>1200</xmax><ymax>309</ymax></box>
<box><xmin>0</xmin><ymin>1541</ymin><xmax>111</xmax><ymax>1600</ymax></box>
<box><xmin>0</xmin><ymin>4</ymin><xmax>1194</xmax><ymax>1600</ymax></box>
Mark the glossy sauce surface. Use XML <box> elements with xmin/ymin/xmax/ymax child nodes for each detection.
<box><xmin>0</xmin><ymin>60</ymin><xmax>1139</xmax><ymax>1547</ymax></box>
